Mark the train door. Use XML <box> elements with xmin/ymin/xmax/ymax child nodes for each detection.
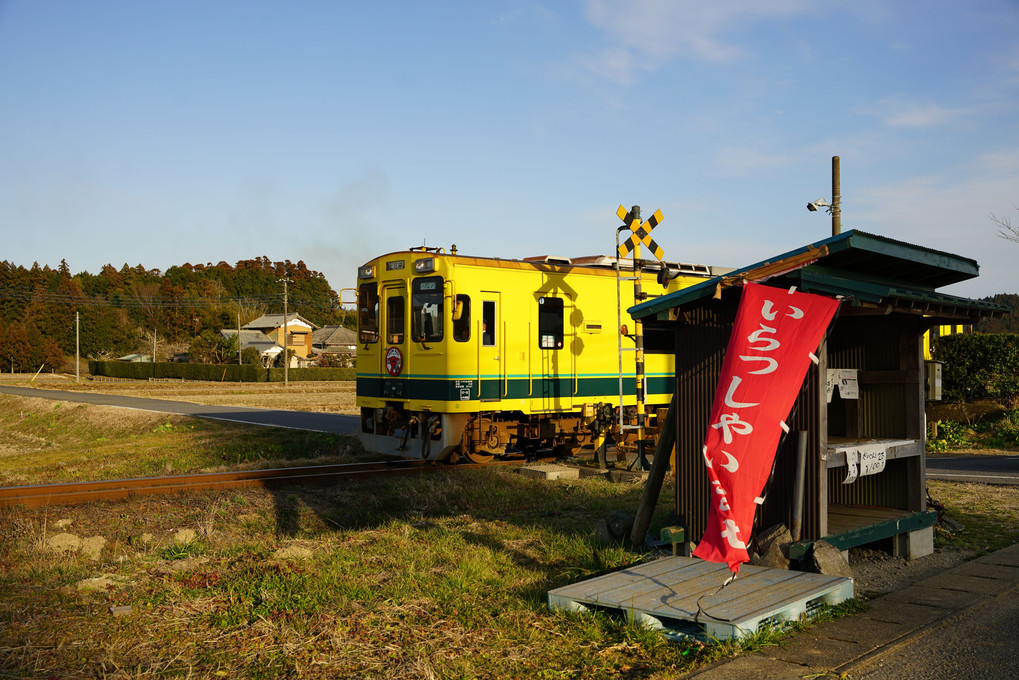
<box><xmin>380</xmin><ymin>283</ymin><xmax>408</xmax><ymax>397</ymax></box>
<box><xmin>531</xmin><ymin>294</ymin><xmax>575</xmax><ymax>412</ymax></box>
<box><xmin>479</xmin><ymin>293</ymin><xmax>502</xmax><ymax>401</ymax></box>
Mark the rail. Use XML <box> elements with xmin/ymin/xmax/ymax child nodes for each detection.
<box><xmin>0</xmin><ymin>460</ymin><xmax>449</xmax><ymax>509</ymax></box>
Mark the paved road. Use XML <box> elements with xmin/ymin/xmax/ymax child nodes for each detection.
<box><xmin>0</xmin><ymin>385</ymin><xmax>360</xmax><ymax>434</ymax></box>
<box><xmin>927</xmin><ymin>455</ymin><xmax>1019</xmax><ymax>485</ymax></box>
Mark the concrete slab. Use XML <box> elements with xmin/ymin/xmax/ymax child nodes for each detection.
<box><xmin>686</xmin><ymin>653</ymin><xmax>808</xmax><ymax>679</ymax></box>
<box><xmin>861</xmin><ymin>599</ymin><xmax>950</xmax><ymax>626</ymax></box>
<box><xmin>517</xmin><ymin>464</ymin><xmax>580</xmax><ymax>481</ymax></box>
<box><xmin>950</xmin><ymin>561</ymin><xmax>1019</xmax><ymax>583</ymax></box>
<box><xmin>914</xmin><ymin>571</ymin><xmax>1009</xmax><ymax>595</ymax></box>
<box><xmin>881</xmin><ymin>583</ymin><xmax>982</xmax><ymax>609</ymax></box>
<box><xmin>807</xmin><ymin>615</ymin><xmax>915</xmax><ymax>650</ymax></box>
<box><xmin>768</xmin><ymin>632</ymin><xmax>865</xmax><ymax>668</ymax></box>
<box><xmin>974</xmin><ymin>544</ymin><xmax>1019</xmax><ymax>568</ymax></box>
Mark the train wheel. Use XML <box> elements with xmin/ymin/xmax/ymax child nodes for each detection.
<box><xmin>465</xmin><ymin>450</ymin><xmax>495</xmax><ymax>464</ymax></box>
<box><xmin>465</xmin><ymin>417</ymin><xmax>499</xmax><ymax>463</ymax></box>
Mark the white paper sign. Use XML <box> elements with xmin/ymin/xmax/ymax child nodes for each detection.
<box><xmin>826</xmin><ymin>369</ymin><xmax>859</xmax><ymax>402</ymax></box>
<box><xmin>842</xmin><ymin>450</ymin><xmax>859</xmax><ymax>484</ymax></box>
<box><xmin>859</xmin><ymin>446</ymin><xmax>886</xmax><ymax>476</ymax></box>
<box><xmin>841</xmin><ymin>444</ymin><xmax>887</xmax><ymax>484</ymax></box>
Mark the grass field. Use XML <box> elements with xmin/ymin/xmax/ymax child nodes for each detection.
<box><xmin>0</xmin><ymin>392</ymin><xmax>712</xmax><ymax>679</ymax></box>
<box><xmin>1</xmin><ymin>380</ymin><xmax>1017</xmax><ymax>678</ymax></box>
<box><xmin>0</xmin><ymin>372</ymin><xmax>359</xmax><ymax>414</ymax></box>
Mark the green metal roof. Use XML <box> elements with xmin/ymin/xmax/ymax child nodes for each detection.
<box><xmin>630</xmin><ymin>230</ymin><xmax>1006</xmax><ymax>320</ymax></box>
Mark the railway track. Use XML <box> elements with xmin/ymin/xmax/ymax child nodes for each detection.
<box><xmin>0</xmin><ymin>459</ymin><xmax>455</xmax><ymax>509</ymax></box>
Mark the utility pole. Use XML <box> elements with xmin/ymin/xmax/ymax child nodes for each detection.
<box><xmin>282</xmin><ymin>279</ymin><xmax>289</xmax><ymax>387</ymax></box>
<box><xmin>832</xmin><ymin>155</ymin><xmax>841</xmax><ymax>236</ymax></box>
<box><xmin>238</xmin><ymin>311</ymin><xmax>242</xmax><ymax>365</ymax></box>
<box><xmin>75</xmin><ymin>311</ymin><xmax>80</xmax><ymax>383</ymax></box>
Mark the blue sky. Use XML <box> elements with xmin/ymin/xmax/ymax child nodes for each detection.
<box><xmin>2</xmin><ymin>0</ymin><xmax>1018</xmax><ymax>301</ymax></box>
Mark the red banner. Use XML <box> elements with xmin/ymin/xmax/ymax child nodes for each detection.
<box><xmin>692</xmin><ymin>282</ymin><xmax>840</xmax><ymax>572</ymax></box>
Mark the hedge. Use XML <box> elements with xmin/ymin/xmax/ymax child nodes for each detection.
<box><xmin>931</xmin><ymin>333</ymin><xmax>1019</xmax><ymax>403</ymax></box>
<box><xmin>266</xmin><ymin>367</ymin><xmax>356</xmax><ymax>382</ymax></box>
<box><xmin>88</xmin><ymin>361</ymin><xmax>355</xmax><ymax>383</ymax></box>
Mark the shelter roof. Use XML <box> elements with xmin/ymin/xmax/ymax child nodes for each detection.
<box><xmin>629</xmin><ymin>230</ymin><xmax>1006</xmax><ymax>323</ymax></box>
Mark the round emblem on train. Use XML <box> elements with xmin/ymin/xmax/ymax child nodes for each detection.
<box><xmin>385</xmin><ymin>346</ymin><xmax>403</xmax><ymax>376</ymax></box>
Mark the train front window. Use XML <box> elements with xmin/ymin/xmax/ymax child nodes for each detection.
<box><xmin>387</xmin><ymin>295</ymin><xmax>405</xmax><ymax>344</ymax></box>
<box><xmin>453</xmin><ymin>294</ymin><xmax>471</xmax><ymax>342</ymax></box>
<box><xmin>412</xmin><ymin>276</ymin><xmax>444</xmax><ymax>342</ymax></box>
<box><xmin>538</xmin><ymin>296</ymin><xmax>564</xmax><ymax>349</ymax></box>
<box><xmin>358</xmin><ymin>283</ymin><xmax>379</xmax><ymax>343</ymax></box>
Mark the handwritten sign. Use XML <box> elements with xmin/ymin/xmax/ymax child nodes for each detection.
<box><xmin>842</xmin><ymin>444</ymin><xmax>887</xmax><ymax>484</ymax></box>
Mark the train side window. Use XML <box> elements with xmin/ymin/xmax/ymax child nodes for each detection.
<box><xmin>538</xmin><ymin>296</ymin><xmax>564</xmax><ymax>350</ymax></box>
<box><xmin>482</xmin><ymin>300</ymin><xmax>496</xmax><ymax>346</ymax></box>
<box><xmin>453</xmin><ymin>294</ymin><xmax>471</xmax><ymax>342</ymax></box>
<box><xmin>411</xmin><ymin>275</ymin><xmax>444</xmax><ymax>342</ymax></box>
<box><xmin>358</xmin><ymin>283</ymin><xmax>379</xmax><ymax>344</ymax></box>
<box><xmin>387</xmin><ymin>295</ymin><xmax>405</xmax><ymax>344</ymax></box>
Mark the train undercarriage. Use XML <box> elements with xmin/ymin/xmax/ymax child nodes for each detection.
<box><xmin>360</xmin><ymin>403</ymin><xmax>664</xmax><ymax>463</ymax></box>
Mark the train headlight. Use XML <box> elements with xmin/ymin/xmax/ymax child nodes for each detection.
<box><xmin>358</xmin><ymin>265</ymin><xmax>375</xmax><ymax>279</ymax></box>
<box><xmin>414</xmin><ymin>257</ymin><xmax>435</xmax><ymax>274</ymax></box>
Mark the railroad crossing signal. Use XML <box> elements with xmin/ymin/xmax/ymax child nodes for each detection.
<box><xmin>617</xmin><ymin>205</ymin><xmax>665</xmax><ymax>261</ymax></box>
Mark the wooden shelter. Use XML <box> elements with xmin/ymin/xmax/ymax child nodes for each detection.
<box><xmin>630</xmin><ymin>230</ymin><xmax>1005</xmax><ymax>560</ymax></box>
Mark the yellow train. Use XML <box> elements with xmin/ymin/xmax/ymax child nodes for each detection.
<box><xmin>355</xmin><ymin>246</ymin><xmax>718</xmax><ymax>462</ymax></box>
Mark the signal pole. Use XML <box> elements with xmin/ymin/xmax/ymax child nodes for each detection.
<box><xmin>616</xmin><ymin>204</ymin><xmax>664</xmax><ymax>471</ymax></box>
<box><xmin>630</xmin><ymin>206</ymin><xmax>648</xmax><ymax>470</ymax></box>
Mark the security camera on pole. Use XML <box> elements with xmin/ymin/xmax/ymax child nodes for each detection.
<box><xmin>806</xmin><ymin>156</ymin><xmax>842</xmax><ymax>236</ymax></box>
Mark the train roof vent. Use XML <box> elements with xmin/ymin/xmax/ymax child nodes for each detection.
<box><xmin>523</xmin><ymin>255</ymin><xmax>573</xmax><ymax>265</ymax></box>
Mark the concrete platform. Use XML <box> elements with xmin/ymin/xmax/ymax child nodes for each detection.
<box><xmin>685</xmin><ymin>543</ymin><xmax>1019</xmax><ymax>678</ymax></box>
<box><xmin>548</xmin><ymin>556</ymin><xmax>853</xmax><ymax>642</ymax></box>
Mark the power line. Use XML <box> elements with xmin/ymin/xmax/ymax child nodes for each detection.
<box><xmin>0</xmin><ymin>288</ymin><xmax>341</xmax><ymax>310</ymax></box>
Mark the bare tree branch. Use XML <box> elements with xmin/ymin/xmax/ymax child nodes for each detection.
<box><xmin>992</xmin><ymin>204</ymin><xmax>1019</xmax><ymax>243</ymax></box>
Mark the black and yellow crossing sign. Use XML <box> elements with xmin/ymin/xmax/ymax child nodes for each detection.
<box><xmin>617</xmin><ymin>205</ymin><xmax>665</xmax><ymax>261</ymax></box>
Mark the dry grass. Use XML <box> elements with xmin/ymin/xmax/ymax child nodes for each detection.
<box><xmin>0</xmin><ymin>467</ymin><xmax>695</xmax><ymax>679</ymax></box>
<box><xmin>0</xmin><ymin>372</ymin><xmax>359</xmax><ymax>414</ymax></box>
<box><xmin>2</xmin><ymin>380</ymin><xmax>1017</xmax><ymax>678</ymax></box>
<box><xmin>928</xmin><ymin>479</ymin><xmax>1019</xmax><ymax>553</ymax></box>
<box><xmin>0</xmin><ymin>394</ymin><xmax>361</xmax><ymax>485</ymax></box>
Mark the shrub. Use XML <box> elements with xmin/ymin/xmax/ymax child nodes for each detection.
<box><xmin>932</xmin><ymin>333</ymin><xmax>1019</xmax><ymax>403</ymax></box>
<box><xmin>993</xmin><ymin>410</ymin><xmax>1019</xmax><ymax>447</ymax></box>
<box><xmin>928</xmin><ymin>419</ymin><xmax>971</xmax><ymax>453</ymax></box>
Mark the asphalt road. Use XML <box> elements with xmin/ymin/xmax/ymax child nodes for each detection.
<box><xmin>927</xmin><ymin>455</ymin><xmax>1019</xmax><ymax>485</ymax></box>
<box><xmin>0</xmin><ymin>384</ymin><xmax>360</xmax><ymax>434</ymax></box>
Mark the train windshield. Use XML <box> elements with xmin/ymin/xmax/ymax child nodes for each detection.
<box><xmin>358</xmin><ymin>283</ymin><xmax>379</xmax><ymax>343</ymax></box>
<box><xmin>411</xmin><ymin>276</ymin><xmax>444</xmax><ymax>342</ymax></box>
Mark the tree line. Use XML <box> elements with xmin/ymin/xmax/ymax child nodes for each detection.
<box><xmin>0</xmin><ymin>257</ymin><xmax>353</xmax><ymax>372</ymax></box>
